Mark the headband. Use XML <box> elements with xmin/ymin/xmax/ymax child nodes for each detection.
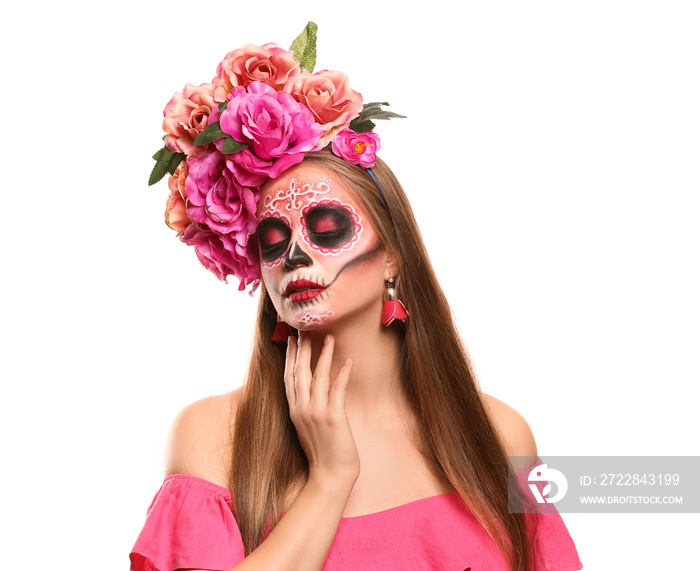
<box><xmin>149</xmin><ymin>22</ymin><xmax>404</xmax><ymax>293</ymax></box>
<box><xmin>366</xmin><ymin>169</ymin><xmax>388</xmax><ymax>207</ymax></box>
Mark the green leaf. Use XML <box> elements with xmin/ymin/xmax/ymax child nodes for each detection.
<box><xmin>152</xmin><ymin>147</ymin><xmax>166</xmax><ymax>161</ymax></box>
<box><xmin>349</xmin><ymin>102</ymin><xmax>406</xmax><ymax>133</ymax></box>
<box><xmin>167</xmin><ymin>151</ymin><xmax>185</xmax><ymax>175</ymax></box>
<box><xmin>290</xmin><ymin>21</ymin><xmax>318</xmax><ymax>72</ymax></box>
<box><xmin>193</xmin><ymin>121</ymin><xmax>227</xmax><ymax>147</ymax></box>
<box><xmin>148</xmin><ymin>146</ymin><xmax>185</xmax><ymax>186</ymax></box>
<box><xmin>221</xmin><ymin>137</ymin><xmax>249</xmax><ymax>154</ymax></box>
<box><xmin>349</xmin><ymin>119</ymin><xmax>376</xmax><ymax>133</ymax></box>
<box><xmin>361</xmin><ymin>101</ymin><xmax>391</xmax><ymax>110</ymax></box>
<box><xmin>149</xmin><ymin>162</ymin><xmax>168</xmax><ymax>186</ymax></box>
<box><xmin>358</xmin><ymin>107</ymin><xmax>407</xmax><ymax>121</ymax></box>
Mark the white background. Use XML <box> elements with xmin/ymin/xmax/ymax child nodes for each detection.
<box><xmin>1</xmin><ymin>1</ymin><xmax>698</xmax><ymax>569</ymax></box>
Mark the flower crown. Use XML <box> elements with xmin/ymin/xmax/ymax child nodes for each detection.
<box><xmin>149</xmin><ymin>22</ymin><xmax>404</xmax><ymax>293</ymax></box>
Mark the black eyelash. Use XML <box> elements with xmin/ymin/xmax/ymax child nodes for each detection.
<box><xmin>262</xmin><ymin>241</ymin><xmax>286</xmax><ymax>255</ymax></box>
<box><xmin>313</xmin><ymin>229</ymin><xmax>344</xmax><ymax>238</ymax></box>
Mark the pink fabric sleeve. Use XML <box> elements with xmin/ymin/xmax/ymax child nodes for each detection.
<box><xmin>517</xmin><ymin>459</ymin><xmax>583</xmax><ymax>570</ymax></box>
<box><xmin>525</xmin><ymin>511</ymin><xmax>583</xmax><ymax>570</ymax></box>
<box><xmin>130</xmin><ymin>474</ymin><xmax>245</xmax><ymax>571</ymax></box>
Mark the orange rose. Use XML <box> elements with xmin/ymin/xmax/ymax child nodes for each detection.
<box><xmin>212</xmin><ymin>43</ymin><xmax>300</xmax><ymax>101</ymax></box>
<box><xmin>163</xmin><ymin>83</ymin><xmax>217</xmax><ymax>156</ymax></box>
<box><xmin>287</xmin><ymin>69</ymin><xmax>363</xmax><ymax>147</ymax></box>
<box><xmin>164</xmin><ymin>163</ymin><xmax>190</xmax><ymax>233</ymax></box>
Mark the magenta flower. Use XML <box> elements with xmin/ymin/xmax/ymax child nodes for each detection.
<box><xmin>150</xmin><ymin>26</ymin><xmax>405</xmax><ymax>291</ymax></box>
<box><xmin>215</xmin><ymin>82</ymin><xmax>323</xmax><ymax>182</ymax></box>
<box><xmin>331</xmin><ymin>129</ymin><xmax>381</xmax><ymax>168</ymax></box>
<box><xmin>180</xmin><ymin>224</ymin><xmax>260</xmax><ymax>291</ymax></box>
<box><xmin>184</xmin><ymin>150</ymin><xmax>259</xmax><ymax>238</ymax></box>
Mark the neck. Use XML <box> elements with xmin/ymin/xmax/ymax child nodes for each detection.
<box><xmin>302</xmin><ymin>312</ymin><xmax>406</xmax><ymax>417</ymax></box>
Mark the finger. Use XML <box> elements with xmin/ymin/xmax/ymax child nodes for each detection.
<box><xmin>310</xmin><ymin>334</ymin><xmax>335</xmax><ymax>402</ymax></box>
<box><xmin>283</xmin><ymin>335</ymin><xmax>298</xmax><ymax>405</ymax></box>
<box><xmin>329</xmin><ymin>358</ymin><xmax>353</xmax><ymax>410</ymax></box>
<box><xmin>294</xmin><ymin>331</ymin><xmax>312</xmax><ymax>404</ymax></box>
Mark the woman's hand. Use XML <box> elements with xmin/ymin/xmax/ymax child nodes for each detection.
<box><xmin>225</xmin><ymin>334</ymin><xmax>358</xmax><ymax>569</ymax></box>
<box><xmin>285</xmin><ymin>333</ymin><xmax>360</xmax><ymax>482</ymax></box>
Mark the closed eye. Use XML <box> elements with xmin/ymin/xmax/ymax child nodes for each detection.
<box><xmin>310</xmin><ymin>215</ymin><xmax>341</xmax><ymax>233</ymax></box>
<box><xmin>305</xmin><ymin>205</ymin><xmax>355</xmax><ymax>249</ymax></box>
<box><xmin>257</xmin><ymin>218</ymin><xmax>291</xmax><ymax>262</ymax></box>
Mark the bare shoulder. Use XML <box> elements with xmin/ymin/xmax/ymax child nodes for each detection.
<box><xmin>163</xmin><ymin>386</ymin><xmax>245</xmax><ymax>487</ymax></box>
<box><xmin>480</xmin><ymin>392</ymin><xmax>538</xmax><ymax>462</ymax></box>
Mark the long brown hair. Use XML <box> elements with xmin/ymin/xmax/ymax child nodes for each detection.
<box><xmin>229</xmin><ymin>149</ymin><xmax>534</xmax><ymax>570</ymax></box>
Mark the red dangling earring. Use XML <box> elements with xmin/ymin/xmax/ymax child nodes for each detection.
<box><xmin>381</xmin><ymin>277</ymin><xmax>407</xmax><ymax>326</ymax></box>
<box><xmin>272</xmin><ymin>313</ymin><xmax>292</xmax><ymax>343</ymax></box>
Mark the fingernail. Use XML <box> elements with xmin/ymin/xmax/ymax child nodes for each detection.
<box><xmin>324</xmin><ymin>334</ymin><xmax>332</xmax><ymax>345</ymax></box>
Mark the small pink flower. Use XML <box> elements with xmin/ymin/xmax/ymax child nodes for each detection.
<box><xmin>214</xmin><ymin>82</ymin><xmax>323</xmax><ymax>182</ymax></box>
<box><xmin>163</xmin><ymin>83</ymin><xmax>217</xmax><ymax>155</ymax></box>
<box><xmin>286</xmin><ymin>70</ymin><xmax>363</xmax><ymax>147</ymax></box>
<box><xmin>164</xmin><ymin>163</ymin><xmax>190</xmax><ymax>233</ymax></box>
<box><xmin>331</xmin><ymin>129</ymin><xmax>381</xmax><ymax>168</ymax></box>
<box><xmin>213</xmin><ymin>43</ymin><xmax>300</xmax><ymax>101</ymax></box>
<box><xmin>180</xmin><ymin>224</ymin><xmax>260</xmax><ymax>291</ymax></box>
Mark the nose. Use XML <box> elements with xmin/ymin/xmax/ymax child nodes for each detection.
<box><xmin>283</xmin><ymin>241</ymin><xmax>313</xmax><ymax>271</ymax></box>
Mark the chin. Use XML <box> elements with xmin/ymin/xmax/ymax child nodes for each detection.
<box><xmin>286</xmin><ymin>307</ymin><xmax>337</xmax><ymax>330</ymax></box>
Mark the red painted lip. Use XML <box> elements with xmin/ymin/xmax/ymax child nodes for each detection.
<box><xmin>285</xmin><ymin>279</ymin><xmax>326</xmax><ymax>303</ymax></box>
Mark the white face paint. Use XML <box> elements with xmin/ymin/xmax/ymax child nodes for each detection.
<box><xmin>295</xmin><ymin>308</ymin><xmax>337</xmax><ymax>328</ymax></box>
<box><xmin>256</xmin><ymin>163</ymin><xmax>386</xmax><ymax>331</ymax></box>
<box><xmin>257</xmin><ymin>176</ymin><xmax>363</xmax><ymax>268</ymax></box>
<box><xmin>258</xmin><ymin>175</ymin><xmax>333</xmax><ymax>217</ymax></box>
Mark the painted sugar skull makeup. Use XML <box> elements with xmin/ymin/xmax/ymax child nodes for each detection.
<box><xmin>257</xmin><ymin>178</ymin><xmax>361</xmax><ymax>264</ymax></box>
<box><xmin>257</xmin><ymin>164</ymin><xmax>388</xmax><ymax>330</ymax></box>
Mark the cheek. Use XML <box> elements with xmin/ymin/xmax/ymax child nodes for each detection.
<box><xmin>310</xmin><ymin>238</ymin><xmax>369</xmax><ymax>275</ymax></box>
<box><xmin>261</xmin><ymin>256</ymin><xmax>284</xmax><ymax>270</ymax></box>
<box><xmin>259</xmin><ymin>262</ymin><xmax>285</xmax><ymax>301</ymax></box>
<box><xmin>323</xmin><ymin>236</ymin><xmax>386</xmax><ymax>292</ymax></box>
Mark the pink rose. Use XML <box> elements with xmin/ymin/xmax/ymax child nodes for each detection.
<box><xmin>180</xmin><ymin>224</ymin><xmax>260</xmax><ymax>290</ymax></box>
<box><xmin>184</xmin><ymin>150</ymin><xmax>259</xmax><ymax>238</ymax></box>
<box><xmin>164</xmin><ymin>163</ymin><xmax>190</xmax><ymax>233</ymax></box>
<box><xmin>287</xmin><ymin>70</ymin><xmax>363</xmax><ymax>147</ymax></box>
<box><xmin>215</xmin><ymin>82</ymin><xmax>323</xmax><ymax>182</ymax></box>
<box><xmin>212</xmin><ymin>43</ymin><xmax>300</xmax><ymax>101</ymax></box>
<box><xmin>163</xmin><ymin>83</ymin><xmax>217</xmax><ymax>156</ymax></box>
<box><xmin>331</xmin><ymin>129</ymin><xmax>381</xmax><ymax>168</ymax></box>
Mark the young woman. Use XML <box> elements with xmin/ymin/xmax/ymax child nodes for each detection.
<box><xmin>131</xmin><ymin>25</ymin><xmax>582</xmax><ymax>571</ymax></box>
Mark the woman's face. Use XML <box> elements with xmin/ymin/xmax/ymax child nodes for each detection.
<box><xmin>256</xmin><ymin>163</ymin><xmax>387</xmax><ymax>330</ymax></box>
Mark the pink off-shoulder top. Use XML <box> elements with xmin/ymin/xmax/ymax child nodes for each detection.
<box><xmin>130</xmin><ymin>463</ymin><xmax>582</xmax><ymax>571</ymax></box>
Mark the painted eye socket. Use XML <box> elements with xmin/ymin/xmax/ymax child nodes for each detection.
<box><xmin>257</xmin><ymin>218</ymin><xmax>291</xmax><ymax>262</ymax></box>
<box><xmin>305</xmin><ymin>205</ymin><xmax>355</xmax><ymax>249</ymax></box>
